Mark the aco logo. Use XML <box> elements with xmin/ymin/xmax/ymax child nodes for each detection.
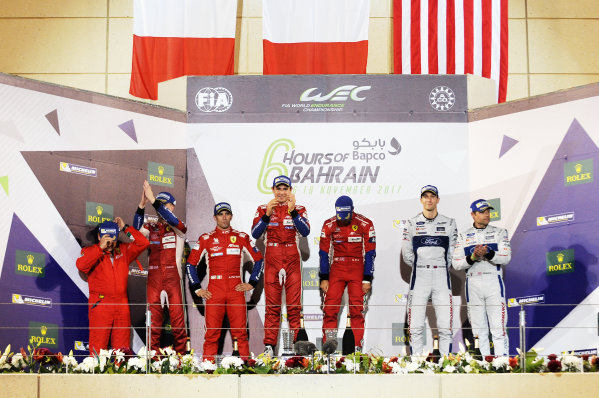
<box><xmin>85</xmin><ymin>201</ymin><xmax>113</xmax><ymax>226</ymax></box>
<box><xmin>564</xmin><ymin>159</ymin><xmax>593</xmax><ymax>187</ymax></box>
<box><xmin>257</xmin><ymin>138</ymin><xmax>295</xmax><ymax>194</ymax></box>
<box><xmin>429</xmin><ymin>86</ymin><xmax>456</xmax><ymax>111</ymax></box>
<box><xmin>301</xmin><ymin>268</ymin><xmax>320</xmax><ymax>290</ymax></box>
<box><xmin>546</xmin><ymin>249</ymin><xmax>575</xmax><ymax>275</ymax></box>
<box><xmin>15</xmin><ymin>250</ymin><xmax>46</xmax><ymax>278</ymax></box>
<box><xmin>28</xmin><ymin>321</ymin><xmax>58</xmax><ymax>348</ymax></box>
<box><xmin>148</xmin><ymin>161</ymin><xmax>174</xmax><ymax>188</ymax></box>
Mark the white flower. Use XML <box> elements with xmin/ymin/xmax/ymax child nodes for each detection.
<box><xmin>424</xmin><ymin>360</ymin><xmax>439</xmax><ymax>370</ymax></box>
<box><xmin>458</xmin><ymin>342</ymin><xmax>466</xmax><ymax>354</ymax></box>
<box><xmin>491</xmin><ymin>356</ymin><xmax>510</xmax><ymax>370</ymax></box>
<box><xmin>75</xmin><ymin>356</ymin><xmax>96</xmax><ymax>373</ymax></box>
<box><xmin>137</xmin><ymin>346</ymin><xmax>156</xmax><ymax>360</ymax></box>
<box><xmin>97</xmin><ymin>349</ymin><xmax>112</xmax><ymax>372</ymax></box>
<box><xmin>320</xmin><ymin>364</ymin><xmax>330</xmax><ymax>373</ymax></box>
<box><xmin>202</xmin><ymin>360</ymin><xmax>217</xmax><ymax>372</ymax></box>
<box><xmin>161</xmin><ymin>346</ymin><xmax>177</xmax><ymax>357</ymax></box>
<box><xmin>151</xmin><ymin>359</ymin><xmax>164</xmax><ymax>372</ymax></box>
<box><xmin>62</xmin><ymin>354</ymin><xmax>78</xmax><ymax>369</ymax></box>
<box><xmin>560</xmin><ymin>355</ymin><xmax>581</xmax><ymax>372</ymax></box>
<box><xmin>463</xmin><ymin>365</ymin><xmax>473</xmax><ymax>373</ymax></box>
<box><xmin>391</xmin><ymin>362</ymin><xmax>407</xmax><ymax>374</ymax></box>
<box><xmin>443</xmin><ymin>365</ymin><xmax>456</xmax><ymax>373</ymax></box>
<box><xmin>167</xmin><ymin>356</ymin><xmax>180</xmax><ymax>371</ymax></box>
<box><xmin>220</xmin><ymin>356</ymin><xmax>244</xmax><ymax>370</ymax></box>
<box><xmin>126</xmin><ymin>356</ymin><xmax>146</xmax><ymax>372</ymax></box>
<box><xmin>477</xmin><ymin>360</ymin><xmax>490</xmax><ymax>370</ymax></box>
<box><xmin>113</xmin><ymin>349</ymin><xmax>125</xmax><ymax>364</ymax></box>
<box><xmin>344</xmin><ymin>360</ymin><xmax>360</xmax><ymax>372</ymax></box>
<box><xmin>404</xmin><ymin>361</ymin><xmax>420</xmax><ymax>372</ymax></box>
<box><xmin>11</xmin><ymin>353</ymin><xmax>26</xmax><ymax>369</ymax></box>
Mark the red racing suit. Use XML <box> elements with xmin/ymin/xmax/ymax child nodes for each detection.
<box><xmin>319</xmin><ymin>213</ymin><xmax>376</xmax><ymax>348</ymax></box>
<box><xmin>251</xmin><ymin>202</ymin><xmax>310</xmax><ymax>346</ymax></box>
<box><xmin>186</xmin><ymin>228</ymin><xmax>263</xmax><ymax>360</ymax></box>
<box><xmin>76</xmin><ymin>226</ymin><xmax>149</xmax><ymax>354</ymax></box>
<box><xmin>133</xmin><ymin>202</ymin><xmax>187</xmax><ymax>354</ymax></box>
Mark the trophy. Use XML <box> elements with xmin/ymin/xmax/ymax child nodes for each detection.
<box><xmin>282</xmin><ymin>328</ymin><xmax>295</xmax><ymax>356</ymax></box>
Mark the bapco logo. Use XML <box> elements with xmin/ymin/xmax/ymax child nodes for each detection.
<box><xmin>195</xmin><ymin>87</ymin><xmax>233</xmax><ymax>112</ymax></box>
<box><xmin>429</xmin><ymin>86</ymin><xmax>455</xmax><ymax>111</ymax></box>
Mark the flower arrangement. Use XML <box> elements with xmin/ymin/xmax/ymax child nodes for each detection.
<box><xmin>1</xmin><ymin>343</ymin><xmax>597</xmax><ymax>375</ymax></box>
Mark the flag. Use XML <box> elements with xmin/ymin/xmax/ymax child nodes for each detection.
<box><xmin>263</xmin><ymin>0</ymin><xmax>370</xmax><ymax>75</ymax></box>
<box><xmin>129</xmin><ymin>0</ymin><xmax>237</xmax><ymax>100</ymax></box>
<box><xmin>393</xmin><ymin>0</ymin><xmax>508</xmax><ymax>102</ymax></box>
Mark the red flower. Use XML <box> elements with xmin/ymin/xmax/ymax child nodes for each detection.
<box><xmin>509</xmin><ymin>357</ymin><xmax>519</xmax><ymax>368</ymax></box>
<box><xmin>547</xmin><ymin>354</ymin><xmax>557</xmax><ymax>361</ymax></box>
<box><xmin>381</xmin><ymin>362</ymin><xmax>392</xmax><ymax>374</ymax></box>
<box><xmin>245</xmin><ymin>358</ymin><xmax>257</xmax><ymax>367</ymax></box>
<box><xmin>389</xmin><ymin>356</ymin><xmax>399</xmax><ymax>363</ymax></box>
<box><xmin>485</xmin><ymin>355</ymin><xmax>495</xmax><ymax>363</ymax></box>
<box><xmin>547</xmin><ymin>359</ymin><xmax>562</xmax><ymax>372</ymax></box>
<box><xmin>284</xmin><ymin>356</ymin><xmax>306</xmax><ymax>368</ymax></box>
<box><xmin>336</xmin><ymin>357</ymin><xmax>345</xmax><ymax>369</ymax></box>
<box><xmin>581</xmin><ymin>354</ymin><xmax>589</xmax><ymax>362</ymax></box>
<box><xmin>33</xmin><ymin>348</ymin><xmax>53</xmax><ymax>363</ymax></box>
<box><xmin>591</xmin><ymin>356</ymin><xmax>599</xmax><ymax>366</ymax></box>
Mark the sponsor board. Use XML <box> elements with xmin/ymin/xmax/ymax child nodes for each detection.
<box><xmin>394</xmin><ymin>294</ymin><xmax>408</xmax><ymax>304</ymax></box>
<box><xmin>129</xmin><ymin>265</ymin><xmax>148</xmax><ymax>277</ymax></box>
<box><xmin>12</xmin><ymin>293</ymin><xmax>52</xmax><ymax>307</ymax></box>
<box><xmin>74</xmin><ymin>341</ymin><xmax>89</xmax><ymax>351</ymax></box>
<box><xmin>28</xmin><ymin>321</ymin><xmax>58</xmax><ymax>348</ymax></box>
<box><xmin>546</xmin><ymin>249</ymin><xmax>575</xmax><ymax>275</ymax></box>
<box><xmin>59</xmin><ymin>162</ymin><xmax>97</xmax><ymax>177</ymax></box>
<box><xmin>85</xmin><ymin>201</ymin><xmax>114</xmax><ymax>226</ymax></box>
<box><xmin>488</xmin><ymin>198</ymin><xmax>501</xmax><ymax>222</ymax></box>
<box><xmin>536</xmin><ymin>212</ymin><xmax>574</xmax><ymax>227</ymax></box>
<box><xmin>507</xmin><ymin>294</ymin><xmax>545</xmax><ymax>307</ymax></box>
<box><xmin>257</xmin><ymin>138</ymin><xmax>402</xmax><ymax>196</ymax></box>
<box><xmin>15</xmin><ymin>250</ymin><xmax>46</xmax><ymax>277</ymax></box>
<box><xmin>564</xmin><ymin>159</ymin><xmax>593</xmax><ymax>186</ymax></box>
<box><xmin>302</xmin><ymin>267</ymin><xmax>320</xmax><ymax>290</ymax></box>
<box><xmin>391</xmin><ymin>322</ymin><xmax>409</xmax><ymax>346</ymax></box>
<box><xmin>561</xmin><ymin>348</ymin><xmax>597</xmax><ymax>355</ymax></box>
<box><xmin>304</xmin><ymin>313</ymin><xmax>324</xmax><ymax>322</ymax></box>
<box><xmin>148</xmin><ymin>161</ymin><xmax>175</xmax><ymax>188</ymax></box>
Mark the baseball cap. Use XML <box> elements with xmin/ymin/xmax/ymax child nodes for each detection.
<box><xmin>214</xmin><ymin>202</ymin><xmax>233</xmax><ymax>215</ymax></box>
<box><xmin>272</xmin><ymin>175</ymin><xmax>292</xmax><ymax>188</ymax></box>
<box><xmin>98</xmin><ymin>220</ymin><xmax>119</xmax><ymax>239</ymax></box>
<box><xmin>335</xmin><ymin>195</ymin><xmax>354</xmax><ymax>221</ymax></box>
<box><xmin>470</xmin><ymin>199</ymin><xmax>494</xmax><ymax>213</ymax></box>
<box><xmin>420</xmin><ymin>185</ymin><xmax>439</xmax><ymax>197</ymax></box>
<box><xmin>156</xmin><ymin>192</ymin><xmax>176</xmax><ymax>206</ymax></box>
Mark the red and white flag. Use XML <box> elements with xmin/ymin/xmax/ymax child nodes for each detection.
<box><xmin>263</xmin><ymin>0</ymin><xmax>370</xmax><ymax>75</ymax></box>
<box><xmin>393</xmin><ymin>0</ymin><xmax>508</xmax><ymax>102</ymax></box>
<box><xmin>130</xmin><ymin>0</ymin><xmax>237</xmax><ymax>100</ymax></box>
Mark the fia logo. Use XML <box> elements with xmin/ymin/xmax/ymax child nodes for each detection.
<box><xmin>195</xmin><ymin>87</ymin><xmax>233</xmax><ymax>112</ymax></box>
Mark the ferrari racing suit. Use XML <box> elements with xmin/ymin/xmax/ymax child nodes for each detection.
<box><xmin>251</xmin><ymin>202</ymin><xmax>309</xmax><ymax>346</ymax></box>
<box><xmin>133</xmin><ymin>201</ymin><xmax>188</xmax><ymax>354</ymax></box>
<box><xmin>319</xmin><ymin>213</ymin><xmax>376</xmax><ymax>348</ymax></box>
<box><xmin>76</xmin><ymin>226</ymin><xmax>149</xmax><ymax>354</ymax></box>
<box><xmin>402</xmin><ymin>213</ymin><xmax>457</xmax><ymax>355</ymax></box>
<box><xmin>186</xmin><ymin>228</ymin><xmax>263</xmax><ymax>359</ymax></box>
<box><xmin>453</xmin><ymin>224</ymin><xmax>511</xmax><ymax>356</ymax></box>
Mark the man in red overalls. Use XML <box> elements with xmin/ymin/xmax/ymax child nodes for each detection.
<box><xmin>186</xmin><ymin>202</ymin><xmax>263</xmax><ymax>360</ymax></box>
<box><xmin>76</xmin><ymin>217</ymin><xmax>149</xmax><ymax>354</ymax></box>
<box><xmin>251</xmin><ymin>175</ymin><xmax>310</xmax><ymax>356</ymax></box>
<box><xmin>319</xmin><ymin>195</ymin><xmax>376</xmax><ymax>352</ymax></box>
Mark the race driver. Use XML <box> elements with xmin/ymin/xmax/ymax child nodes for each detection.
<box><xmin>133</xmin><ymin>181</ymin><xmax>188</xmax><ymax>354</ymax></box>
<box><xmin>319</xmin><ymin>196</ymin><xmax>376</xmax><ymax>352</ymax></box>
<box><xmin>402</xmin><ymin>185</ymin><xmax>458</xmax><ymax>355</ymax></box>
<box><xmin>251</xmin><ymin>175</ymin><xmax>310</xmax><ymax>356</ymax></box>
<box><xmin>76</xmin><ymin>217</ymin><xmax>149</xmax><ymax>354</ymax></box>
<box><xmin>453</xmin><ymin>199</ymin><xmax>511</xmax><ymax>356</ymax></box>
<box><xmin>186</xmin><ymin>202</ymin><xmax>264</xmax><ymax>360</ymax></box>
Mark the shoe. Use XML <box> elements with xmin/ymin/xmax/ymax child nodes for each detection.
<box><xmin>263</xmin><ymin>344</ymin><xmax>275</xmax><ymax>357</ymax></box>
<box><xmin>354</xmin><ymin>346</ymin><xmax>362</xmax><ymax>353</ymax></box>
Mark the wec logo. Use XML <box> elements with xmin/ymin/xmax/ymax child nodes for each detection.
<box><xmin>300</xmin><ymin>85</ymin><xmax>370</xmax><ymax>102</ymax></box>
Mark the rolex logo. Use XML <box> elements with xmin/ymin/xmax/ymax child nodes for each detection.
<box><xmin>27</xmin><ymin>254</ymin><xmax>34</xmax><ymax>265</ymax></box>
<box><xmin>41</xmin><ymin>325</ymin><xmax>47</xmax><ymax>336</ymax></box>
<box><xmin>557</xmin><ymin>252</ymin><xmax>564</xmax><ymax>262</ymax></box>
<box><xmin>158</xmin><ymin>165</ymin><xmax>165</xmax><ymax>176</ymax></box>
<box><xmin>575</xmin><ymin>163</ymin><xmax>583</xmax><ymax>174</ymax></box>
<box><xmin>309</xmin><ymin>269</ymin><xmax>317</xmax><ymax>279</ymax></box>
<box><xmin>96</xmin><ymin>205</ymin><xmax>103</xmax><ymax>216</ymax></box>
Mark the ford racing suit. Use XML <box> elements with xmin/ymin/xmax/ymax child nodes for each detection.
<box><xmin>251</xmin><ymin>202</ymin><xmax>310</xmax><ymax>347</ymax></box>
<box><xmin>133</xmin><ymin>202</ymin><xmax>188</xmax><ymax>354</ymax></box>
<box><xmin>76</xmin><ymin>227</ymin><xmax>149</xmax><ymax>354</ymax></box>
<box><xmin>453</xmin><ymin>224</ymin><xmax>511</xmax><ymax>356</ymax></box>
<box><xmin>319</xmin><ymin>213</ymin><xmax>376</xmax><ymax>348</ymax></box>
<box><xmin>186</xmin><ymin>228</ymin><xmax>263</xmax><ymax>359</ymax></box>
<box><xmin>402</xmin><ymin>213</ymin><xmax>457</xmax><ymax>355</ymax></box>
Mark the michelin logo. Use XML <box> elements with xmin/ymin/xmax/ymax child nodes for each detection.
<box><xmin>60</xmin><ymin>162</ymin><xmax>97</xmax><ymax>177</ymax></box>
<box><xmin>537</xmin><ymin>212</ymin><xmax>574</xmax><ymax>226</ymax></box>
<box><xmin>507</xmin><ymin>294</ymin><xmax>545</xmax><ymax>307</ymax></box>
<box><xmin>12</xmin><ymin>293</ymin><xmax>52</xmax><ymax>308</ymax></box>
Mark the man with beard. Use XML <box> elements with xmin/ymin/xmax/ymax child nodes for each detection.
<box><xmin>186</xmin><ymin>202</ymin><xmax>263</xmax><ymax>359</ymax></box>
<box><xmin>402</xmin><ymin>185</ymin><xmax>457</xmax><ymax>356</ymax></box>
<box><xmin>251</xmin><ymin>175</ymin><xmax>310</xmax><ymax>356</ymax></box>
<box><xmin>76</xmin><ymin>217</ymin><xmax>149</xmax><ymax>354</ymax></box>
<box><xmin>453</xmin><ymin>199</ymin><xmax>511</xmax><ymax>356</ymax></box>
<box><xmin>133</xmin><ymin>181</ymin><xmax>188</xmax><ymax>354</ymax></box>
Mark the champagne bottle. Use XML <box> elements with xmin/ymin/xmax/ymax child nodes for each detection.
<box><xmin>342</xmin><ymin>313</ymin><xmax>356</xmax><ymax>355</ymax></box>
<box><xmin>296</xmin><ymin>313</ymin><xmax>309</xmax><ymax>342</ymax></box>
<box><xmin>232</xmin><ymin>338</ymin><xmax>240</xmax><ymax>357</ymax></box>
<box><xmin>473</xmin><ymin>336</ymin><xmax>482</xmax><ymax>360</ymax></box>
<box><xmin>185</xmin><ymin>337</ymin><xmax>191</xmax><ymax>354</ymax></box>
<box><xmin>431</xmin><ymin>335</ymin><xmax>441</xmax><ymax>363</ymax></box>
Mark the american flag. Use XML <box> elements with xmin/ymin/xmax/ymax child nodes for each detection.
<box><xmin>393</xmin><ymin>0</ymin><xmax>508</xmax><ymax>102</ymax></box>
